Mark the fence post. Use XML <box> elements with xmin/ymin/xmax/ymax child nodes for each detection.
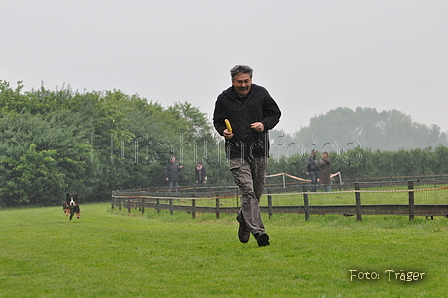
<box><xmin>215</xmin><ymin>197</ymin><xmax>220</xmax><ymax>219</ymax></box>
<box><xmin>303</xmin><ymin>185</ymin><xmax>309</xmax><ymax>221</ymax></box>
<box><xmin>268</xmin><ymin>191</ymin><xmax>273</xmax><ymax>219</ymax></box>
<box><xmin>408</xmin><ymin>180</ymin><xmax>414</xmax><ymax>221</ymax></box>
<box><xmin>192</xmin><ymin>199</ymin><xmax>196</xmax><ymax>219</ymax></box>
<box><xmin>127</xmin><ymin>198</ymin><xmax>131</xmax><ymax>213</ymax></box>
<box><xmin>355</xmin><ymin>182</ymin><xmax>362</xmax><ymax>221</ymax></box>
<box><xmin>169</xmin><ymin>198</ymin><xmax>173</xmax><ymax>215</ymax></box>
<box><xmin>156</xmin><ymin>198</ymin><xmax>160</xmax><ymax>214</ymax></box>
<box><xmin>141</xmin><ymin>197</ymin><xmax>145</xmax><ymax>214</ymax></box>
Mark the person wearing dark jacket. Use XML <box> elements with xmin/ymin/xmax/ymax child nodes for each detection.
<box><xmin>195</xmin><ymin>161</ymin><xmax>207</xmax><ymax>189</ymax></box>
<box><xmin>166</xmin><ymin>156</ymin><xmax>183</xmax><ymax>193</ymax></box>
<box><xmin>213</xmin><ymin>65</ymin><xmax>281</xmax><ymax>247</ymax></box>
<box><xmin>304</xmin><ymin>149</ymin><xmax>319</xmax><ymax>192</ymax></box>
<box><xmin>319</xmin><ymin>151</ymin><xmax>332</xmax><ymax>192</ymax></box>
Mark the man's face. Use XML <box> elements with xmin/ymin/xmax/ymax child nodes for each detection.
<box><xmin>232</xmin><ymin>73</ymin><xmax>252</xmax><ymax>97</ymax></box>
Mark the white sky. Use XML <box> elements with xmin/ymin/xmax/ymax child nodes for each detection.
<box><xmin>1</xmin><ymin>0</ymin><xmax>447</xmax><ymax>134</ymax></box>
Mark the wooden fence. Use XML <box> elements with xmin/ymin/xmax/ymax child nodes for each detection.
<box><xmin>111</xmin><ymin>180</ymin><xmax>448</xmax><ymax>221</ymax></box>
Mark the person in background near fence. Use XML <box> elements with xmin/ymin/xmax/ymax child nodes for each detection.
<box><xmin>319</xmin><ymin>151</ymin><xmax>331</xmax><ymax>192</ymax></box>
<box><xmin>166</xmin><ymin>156</ymin><xmax>183</xmax><ymax>193</ymax></box>
<box><xmin>304</xmin><ymin>149</ymin><xmax>319</xmax><ymax>192</ymax></box>
<box><xmin>213</xmin><ymin>65</ymin><xmax>281</xmax><ymax>247</ymax></box>
<box><xmin>195</xmin><ymin>161</ymin><xmax>207</xmax><ymax>190</ymax></box>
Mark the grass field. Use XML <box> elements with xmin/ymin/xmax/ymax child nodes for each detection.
<box><xmin>1</xmin><ymin>203</ymin><xmax>448</xmax><ymax>297</ymax></box>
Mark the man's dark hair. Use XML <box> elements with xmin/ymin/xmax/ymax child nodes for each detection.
<box><xmin>230</xmin><ymin>65</ymin><xmax>253</xmax><ymax>80</ymax></box>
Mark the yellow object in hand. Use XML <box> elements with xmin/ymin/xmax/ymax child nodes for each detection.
<box><xmin>224</xmin><ymin>119</ymin><xmax>232</xmax><ymax>133</ymax></box>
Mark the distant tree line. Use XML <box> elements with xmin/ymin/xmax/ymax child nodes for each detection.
<box><xmin>1</xmin><ymin>81</ymin><xmax>446</xmax><ymax>207</ymax></box>
<box><xmin>270</xmin><ymin>107</ymin><xmax>448</xmax><ymax>159</ymax></box>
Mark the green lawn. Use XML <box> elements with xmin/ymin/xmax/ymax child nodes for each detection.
<box><xmin>1</xmin><ymin>203</ymin><xmax>447</xmax><ymax>297</ymax></box>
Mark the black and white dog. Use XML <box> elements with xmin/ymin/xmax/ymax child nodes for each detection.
<box><xmin>63</xmin><ymin>193</ymin><xmax>81</xmax><ymax>221</ymax></box>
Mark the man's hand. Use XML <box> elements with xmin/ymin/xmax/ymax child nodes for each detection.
<box><xmin>250</xmin><ymin>122</ymin><xmax>264</xmax><ymax>132</ymax></box>
<box><xmin>223</xmin><ymin>129</ymin><xmax>234</xmax><ymax>139</ymax></box>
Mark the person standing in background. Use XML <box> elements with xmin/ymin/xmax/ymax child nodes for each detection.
<box><xmin>166</xmin><ymin>156</ymin><xmax>183</xmax><ymax>193</ymax></box>
<box><xmin>304</xmin><ymin>149</ymin><xmax>319</xmax><ymax>192</ymax></box>
<box><xmin>319</xmin><ymin>151</ymin><xmax>332</xmax><ymax>192</ymax></box>
<box><xmin>195</xmin><ymin>161</ymin><xmax>207</xmax><ymax>190</ymax></box>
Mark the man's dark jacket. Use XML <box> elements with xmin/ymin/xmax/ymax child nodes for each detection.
<box><xmin>166</xmin><ymin>162</ymin><xmax>182</xmax><ymax>182</ymax></box>
<box><xmin>213</xmin><ymin>84</ymin><xmax>281</xmax><ymax>160</ymax></box>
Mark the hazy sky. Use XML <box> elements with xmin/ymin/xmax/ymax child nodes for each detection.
<box><xmin>2</xmin><ymin>0</ymin><xmax>447</xmax><ymax>134</ymax></box>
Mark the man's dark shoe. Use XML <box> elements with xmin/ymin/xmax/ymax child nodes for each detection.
<box><xmin>237</xmin><ymin>217</ymin><xmax>250</xmax><ymax>243</ymax></box>
<box><xmin>255</xmin><ymin>233</ymin><xmax>270</xmax><ymax>247</ymax></box>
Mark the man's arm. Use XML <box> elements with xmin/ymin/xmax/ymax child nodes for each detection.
<box><xmin>261</xmin><ymin>92</ymin><xmax>281</xmax><ymax>131</ymax></box>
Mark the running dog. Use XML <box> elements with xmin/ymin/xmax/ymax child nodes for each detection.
<box><xmin>63</xmin><ymin>193</ymin><xmax>81</xmax><ymax>221</ymax></box>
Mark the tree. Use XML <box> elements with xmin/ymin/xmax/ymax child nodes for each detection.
<box><xmin>274</xmin><ymin>107</ymin><xmax>448</xmax><ymax>155</ymax></box>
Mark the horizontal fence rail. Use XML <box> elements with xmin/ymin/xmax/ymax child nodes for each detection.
<box><xmin>111</xmin><ymin>179</ymin><xmax>448</xmax><ymax>221</ymax></box>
